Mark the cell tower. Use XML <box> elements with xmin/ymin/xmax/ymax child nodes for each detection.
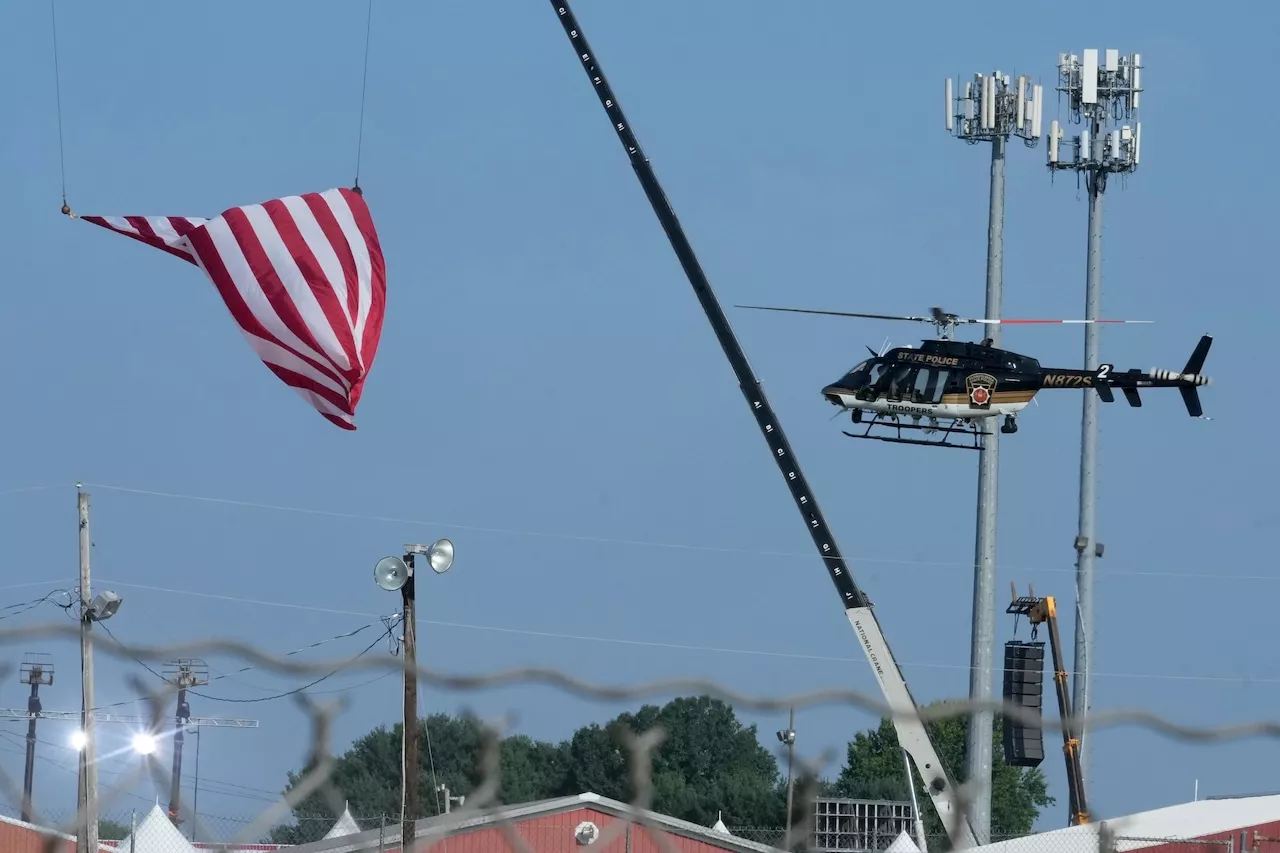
<box><xmin>1045</xmin><ymin>48</ymin><xmax>1143</xmax><ymax>788</ymax></box>
<box><xmin>944</xmin><ymin>70</ymin><xmax>1043</xmax><ymax>846</ymax></box>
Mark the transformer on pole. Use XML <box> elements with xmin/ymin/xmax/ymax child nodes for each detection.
<box><xmin>1046</xmin><ymin>47</ymin><xmax>1143</xmax><ymax>788</ymax></box>
<box><xmin>944</xmin><ymin>69</ymin><xmax>1043</xmax><ymax>845</ymax></box>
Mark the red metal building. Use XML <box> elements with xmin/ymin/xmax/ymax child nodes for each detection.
<box><xmin>287</xmin><ymin>792</ymin><xmax>784</xmax><ymax>853</ymax></box>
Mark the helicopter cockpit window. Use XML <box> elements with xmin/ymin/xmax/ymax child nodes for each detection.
<box><xmin>846</xmin><ymin>359</ymin><xmax>872</xmax><ymax>381</ymax></box>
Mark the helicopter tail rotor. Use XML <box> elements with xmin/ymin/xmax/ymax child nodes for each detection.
<box><xmin>1138</xmin><ymin>335</ymin><xmax>1213</xmax><ymax>417</ymax></box>
<box><xmin>1164</xmin><ymin>335</ymin><xmax>1213</xmax><ymax>417</ymax></box>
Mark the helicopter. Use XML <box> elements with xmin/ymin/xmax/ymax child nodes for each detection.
<box><xmin>736</xmin><ymin>304</ymin><xmax>1213</xmax><ymax>451</ymax></box>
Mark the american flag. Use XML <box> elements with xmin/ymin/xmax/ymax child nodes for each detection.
<box><xmin>81</xmin><ymin>187</ymin><xmax>386</xmax><ymax>430</ymax></box>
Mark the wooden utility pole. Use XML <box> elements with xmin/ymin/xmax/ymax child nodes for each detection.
<box><xmin>374</xmin><ymin>540</ymin><xmax>453</xmax><ymax>850</ymax></box>
<box><xmin>401</xmin><ymin>569</ymin><xmax>418</xmax><ymax>849</ymax></box>
<box><xmin>76</xmin><ymin>488</ymin><xmax>98</xmax><ymax>853</ymax></box>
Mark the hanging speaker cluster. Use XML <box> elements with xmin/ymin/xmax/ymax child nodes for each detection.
<box><xmin>1002</xmin><ymin>640</ymin><xmax>1046</xmax><ymax>767</ymax></box>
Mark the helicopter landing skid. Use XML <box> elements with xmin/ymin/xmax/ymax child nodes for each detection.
<box><xmin>841</xmin><ymin>412</ymin><xmax>989</xmax><ymax>451</ymax></box>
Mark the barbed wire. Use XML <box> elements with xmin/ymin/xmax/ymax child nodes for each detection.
<box><xmin>1</xmin><ymin>621</ymin><xmax>1275</xmax><ymax>853</ymax></box>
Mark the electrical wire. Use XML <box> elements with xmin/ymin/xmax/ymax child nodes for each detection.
<box><xmin>0</xmin><ymin>588</ymin><xmax>74</xmax><ymax>621</ymax></box>
<box><xmin>95</xmin><ymin>619</ymin><xmax>396</xmax><ymax>706</ymax></box>
<box><xmin>7</xmin><ymin>480</ymin><xmax>1278</xmax><ymax>583</ymax></box>
<box><xmin>72</xmin><ymin>577</ymin><xmax>1280</xmax><ymax>685</ymax></box>
<box><xmin>70</xmin><ymin>480</ymin><xmax>1280</xmax><ymax>584</ymax></box>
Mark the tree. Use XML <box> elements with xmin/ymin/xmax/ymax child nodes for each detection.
<box><xmin>268</xmin><ymin>697</ymin><xmax>786</xmax><ymax>842</ymax></box>
<box><xmin>98</xmin><ymin>818</ymin><xmax>131</xmax><ymax>840</ymax></box>
<box><xmin>833</xmin><ymin>702</ymin><xmax>1054</xmax><ymax>842</ymax></box>
<box><xmin>268</xmin><ymin>712</ymin><xmax>569</xmax><ymax>844</ymax></box>
<box><xmin>563</xmin><ymin>696</ymin><xmax>786</xmax><ymax>827</ymax></box>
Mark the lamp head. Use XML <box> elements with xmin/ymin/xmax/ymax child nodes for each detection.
<box><xmin>426</xmin><ymin>538</ymin><xmax>454</xmax><ymax>574</ymax></box>
<box><xmin>131</xmin><ymin>732</ymin><xmax>157</xmax><ymax>755</ymax></box>
<box><xmin>373</xmin><ymin>556</ymin><xmax>410</xmax><ymax>592</ymax></box>
<box><xmin>88</xmin><ymin>591</ymin><xmax>122</xmax><ymax>621</ymax></box>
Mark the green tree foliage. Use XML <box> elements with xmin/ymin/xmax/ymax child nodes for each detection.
<box><xmin>270</xmin><ymin>698</ymin><xmax>783</xmax><ymax>842</ymax></box>
<box><xmin>98</xmin><ymin>818</ymin><xmax>131</xmax><ymax>840</ymax></box>
<box><xmin>562</xmin><ymin>696</ymin><xmax>786</xmax><ymax>827</ymax></box>
<box><xmin>269</xmin><ymin>697</ymin><xmax>1053</xmax><ymax>844</ymax></box>
<box><xmin>832</xmin><ymin>702</ymin><xmax>1054</xmax><ymax>841</ymax></box>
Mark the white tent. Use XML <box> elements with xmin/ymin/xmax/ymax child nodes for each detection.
<box><xmin>117</xmin><ymin>803</ymin><xmax>196</xmax><ymax>853</ymax></box>
<box><xmin>885</xmin><ymin>829</ymin><xmax>922</xmax><ymax>853</ymax></box>
<box><xmin>316</xmin><ymin>803</ymin><xmax>365</xmax><ymax>853</ymax></box>
<box><xmin>709</xmin><ymin>811</ymin><xmax>732</xmax><ymax>835</ymax></box>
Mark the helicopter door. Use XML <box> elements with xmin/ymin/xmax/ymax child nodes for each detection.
<box><xmin>883</xmin><ymin>365</ymin><xmax>914</xmax><ymax>401</ymax></box>
<box><xmin>912</xmin><ymin>368</ymin><xmax>951</xmax><ymax>404</ymax></box>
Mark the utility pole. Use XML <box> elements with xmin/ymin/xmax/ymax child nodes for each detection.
<box><xmin>0</xmin><ymin>700</ymin><xmax>252</xmax><ymax>821</ymax></box>
<box><xmin>164</xmin><ymin>659</ymin><xmax>208</xmax><ymax>828</ymax></box>
<box><xmin>402</xmin><ymin>572</ymin><xmax>418</xmax><ymax>845</ymax></box>
<box><xmin>372</xmin><ymin>539</ymin><xmax>454</xmax><ymax>849</ymax></box>
<box><xmin>1046</xmin><ymin>49</ymin><xmax>1143</xmax><ymax>787</ymax></box>
<box><xmin>76</xmin><ymin>487</ymin><xmax>99</xmax><ymax>853</ymax></box>
<box><xmin>944</xmin><ymin>70</ymin><xmax>1043</xmax><ymax>845</ymax></box>
<box><xmin>776</xmin><ymin>708</ymin><xmax>797</xmax><ymax>845</ymax></box>
<box><xmin>19</xmin><ymin>654</ymin><xmax>54</xmax><ymax>823</ymax></box>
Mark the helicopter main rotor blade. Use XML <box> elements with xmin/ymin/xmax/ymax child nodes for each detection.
<box><xmin>735</xmin><ymin>305</ymin><xmax>932</xmax><ymax>323</ymax></box>
<box><xmin>959</xmin><ymin>317</ymin><xmax>1155</xmax><ymax>325</ymax></box>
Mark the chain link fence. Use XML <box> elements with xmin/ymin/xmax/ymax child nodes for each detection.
<box><xmin>2</xmin><ymin>620</ymin><xmax>1278</xmax><ymax>853</ymax></box>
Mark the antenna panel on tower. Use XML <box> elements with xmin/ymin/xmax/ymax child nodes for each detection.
<box><xmin>1082</xmin><ymin>49</ymin><xmax>1099</xmax><ymax>104</ymax></box>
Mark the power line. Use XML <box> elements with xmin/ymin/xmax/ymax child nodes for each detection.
<box><xmin>2</xmin><ymin>578</ymin><xmax>1267</xmax><ymax>686</ymax></box>
<box><xmin>96</xmin><ymin>620</ymin><xmax>395</xmax><ymax>706</ymax></box>
<box><xmin>4</xmin><ymin>481</ymin><xmax>1273</xmax><ymax>583</ymax></box>
<box><xmin>59</xmin><ymin>579</ymin><xmax>1280</xmax><ymax>686</ymax></box>
<box><xmin>88</xmin><ymin>618</ymin><xmax>394</xmax><ymax>710</ymax></box>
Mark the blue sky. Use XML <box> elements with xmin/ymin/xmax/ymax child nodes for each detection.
<box><xmin>1</xmin><ymin>0</ymin><xmax>1276</xmax><ymax>839</ymax></box>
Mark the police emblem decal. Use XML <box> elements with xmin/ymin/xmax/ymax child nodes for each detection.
<box><xmin>966</xmin><ymin>372</ymin><xmax>997</xmax><ymax>408</ymax></box>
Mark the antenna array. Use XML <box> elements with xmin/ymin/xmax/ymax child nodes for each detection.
<box><xmin>946</xmin><ymin>71</ymin><xmax>1044</xmax><ymax>146</ymax></box>
<box><xmin>1048</xmin><ymin>50</ymin><xmax>1142</xmax><ymax>173</ymax></box>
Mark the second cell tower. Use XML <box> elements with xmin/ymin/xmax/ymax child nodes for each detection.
<box><xmin>1045</xmin><ymin>47</ymin><xmax>1143</xmax><ymax>788</ymax></box>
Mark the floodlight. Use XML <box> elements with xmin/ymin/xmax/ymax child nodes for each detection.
<box><xmin>426</xmin><ymin>538</ymin><xmax>454</xmax><ymax>574</ymax></box>
<box><xmin>70</xmin><ymin>729</ymin><xmax>87</xmax><ymax>750</ymax></box>
<box><xmin>374</xmin><ymin>556</ymin><xmax>410</xmax><ymax>592</ymax></box>
<box><xmin>87</xmin><ymin>591</ymin><xmax>122</xmax><ymax>621</ymax></box>
<box><xmin>131</xmin><ymin>732</ymin><xmax>157</xmax><ymax>755</ymax></box>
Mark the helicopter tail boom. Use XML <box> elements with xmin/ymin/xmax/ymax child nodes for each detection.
<box><xmin>1038</xmin><ymin>335</ymin><xmax>1213</xmax><ymax>417</ymax></box>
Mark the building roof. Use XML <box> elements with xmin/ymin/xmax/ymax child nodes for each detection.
<box><xmin>975</xmin><ymin>793</ymin><xmax>1280</xmax><ymax>853</ymax></box>
<box><xmin>287</xmin><ymin>791</ymin><xmax>782</xmax><ymax>853</ymax></box>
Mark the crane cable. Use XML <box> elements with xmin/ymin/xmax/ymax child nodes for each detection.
<box><xmin>49</xmin><ymin>0</ymin><xmax>73</xmax><ymax>219</ymax></box>
<box><xmin>47</xmin><ymin>0</ymin><xmax>377</xmax><ymax>211</ymax></box>
<box><xmin>352</xmin><ymin>0</ymin><xmax>374</xmax><ymax>195</ymax></box>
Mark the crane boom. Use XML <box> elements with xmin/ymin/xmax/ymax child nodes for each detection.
<box><xmin>545</xmin><ymin>4</ymin><xmax>978</xmax><ymax>847</ymax></box>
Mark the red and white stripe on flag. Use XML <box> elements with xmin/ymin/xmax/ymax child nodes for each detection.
<box><xmin>82</xmin><ymin>187</ymin><xmax>386</xmax><ymax>430</ymax></box>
